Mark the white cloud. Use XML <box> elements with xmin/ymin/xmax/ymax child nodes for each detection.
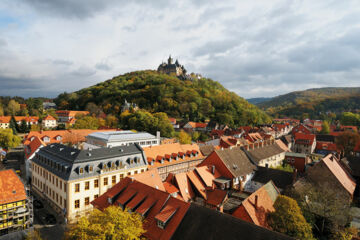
<box><xmin>0</xmin><ymin>0</ymin><xmax>360</xmax><ymax>98</ymax></box>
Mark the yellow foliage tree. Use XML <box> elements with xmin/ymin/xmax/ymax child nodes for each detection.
<box><xmin>179</xmin><ymin>130</ymin><xmax>191</xmax><ymax>144</ymax></box>
<box><xmin>66</xmin><ymin>206</ymin><xmax>145</xmax><ymax>240</ymax></box>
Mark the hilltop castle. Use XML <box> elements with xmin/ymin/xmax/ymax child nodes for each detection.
<box><xmin>157</xmin><ymin>55</ymin><xmax>187</xmax><ymax>79</ymax></box>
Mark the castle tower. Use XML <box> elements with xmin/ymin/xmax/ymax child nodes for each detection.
<box><xmin>168</xmin><ymin>55</ymin><xmax>173</xmax><ymax>64</ymax></box>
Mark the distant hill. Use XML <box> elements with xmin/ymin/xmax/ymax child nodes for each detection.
<box><xmin>247</xmin><ymin>97</ymin><xmax>272</xmax><ymax>105</ymax></box>
<box><xmin>55</xmin><ymin>70</ymin><xmax>271</xmax><ymax>126</ymax></box>
<box><xmin>258</xmin><ymin>87</ymin><xmax>360</xmax><ymax>118</ymax></box>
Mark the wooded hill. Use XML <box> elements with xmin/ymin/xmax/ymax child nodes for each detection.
<box><xmin>257</xmin><ymin>87</ymin><xmax>360</xmax><ymax>119</ymax></box>
<box><xmin>55</xmin><ymin>70</ymin><xmax>271</xmax><ymax>126</ymax></box>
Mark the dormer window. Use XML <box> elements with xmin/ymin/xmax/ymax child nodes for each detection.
<box><xmin>30</xmin><ymin>136</ymin><xmax>35</xmax><ymax>141</ymax></box>
<box><xmin>157</xmin><ymin>220</ymin><xmax>166</xmax><ymax>229</ymax></box>
<box><xmin>79</xmin><ymin>168</ymin><xmax>84</xmax><ymax>174</ymax></box>
<box><xmin>111</xmin><ymin>162</ymin><xmax>116</xmax><ymax>168</ymax></box>
<box><xmin>43</xmin><ymin>136</ymin><xmax>50</xmax><ymax>143</ymax></box>
<box><xmin>56</xmin><ymin>136</ymin><xmax>62</xmax><ymax>141</ymax></box>
<box><xmin>89</xmin><ymin>166</ymin><xmax>93</xmax><ymax>172</ymax></box>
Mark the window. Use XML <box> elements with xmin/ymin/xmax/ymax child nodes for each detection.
<box><xmin>127</xmin><ymin>172</ymin><xmax>131</xmax><ymax>176</ymax></box>
<box><xmin>141</xmin><ymin>169</ymin><xmax>145</xmax><ymax>173</ymax></box>
<box><xmin>60</xmin><ymin>180</ymin><xmax>62</xmax><ymax>190</ymax></box>
<box><xmin>134</xmin><ymin>170</ymin><xmax>138</xmax><ymax>174</ymax></box>
<box><xmin>112</xmin><ymin>175</ymin><xmax>116</xmax><ymax>184</ymax></box>
<box><xmin>60</xmin><ymin>196</ymin><xmax>62</xmax><ymax>206</ymax></box>
<box><xmin>64</xmin><ymin>184</ymin><xmax>67</xmax><ymax>193</ymax></box>
<box><xmin>56</xmin><ymin>178</ymin><xmax>58</xmax><ymax>187</ymax></box>
<box><xmin>89</xmin><ymin>166</ymin><xmax>93</xmax><ymax>172</ymax></box>
<box><xmin>94</xmin><ymin>194</ymin><xmax>99</xmax><ymax>199</ymax></box>
<box><xmin>85</xmin><ymin>197</ymin><xmax>90</xmax><ymax>206</ymax></box>
<box><xmin>94</xmin><ymin>179</ymin><xmax>99</xmax><ymax>188</ymax></box>
<box><xmin>74</xmin><ymin>200</ymin><xmax>80</xmax><ymax>209</ymax></box>
<box><xmin>85</xmin><ymin>181</ymin><xmax>90</xmax><ymax>190</ymax></box>
<box><xmin>120</xmin><ymin>174</ymin><xmax>124</xmax><ymax>181</ymax></box>
<box><xmin>56</xmin><ymin>193</ymin><xmax>58</xmax><ymax>203</ymax></box>
<box><xmin>104</xmin><ymin>177</ymin><xmax>108</xmax><ymax>186</ymax></box>
<box><xmin>79</xmin><ymin>168</ymin><xmax>84</xmax><ymax>174</ymax></box>
<box><xmin>75</xmin><ymin>183</ymin><xmax>80</xmax><ymax>193</ymax></box>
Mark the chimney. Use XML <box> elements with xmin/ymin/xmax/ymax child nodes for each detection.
<box><xmin>156</xmin><ymin>131</ymin><xmax>161</xmax><ymax>140</ymax></box>
<box><xmin>293</xmin><ymin>169</ymin><xmax>297</xmax><ymax>183</ymax></box>
<box><xmin>255</xmin><ymin>195</ymin><xmax>258</xmax><ymax>210</ymax></box>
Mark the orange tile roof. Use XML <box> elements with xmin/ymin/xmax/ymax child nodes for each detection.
<box><xmin>14</xmin><ymin>116</ymin><xmax>39</xmax><ymax>123</ymax></box>
<box><xmin>185</xmin><ymin>121</ymin><xmax>207</xmax><ymax>128</ymax></box>
<box><xmin>163</xmin><ymin>182</ymin><xmax>179</xmax><ymax>194</ymax></box>
<box><xmin>0</xmin><ymin>169</ymin><xmax>27</xmax><ymax>204</ymax></box>
<box><xmin>322</xmin><ymin>154</ymin><xmax>356</xmax><ymax>196</ymax></box>
<box><xmin>43</xmin><ymin>115</ymin><xmax>56</xmax><ymax>121</ymax></box>
<box><xmin>232</xmin><ymin>181</ymin><xmax>279</xmax><ymax>228</ymax></box>
<box><xmin>0</xmin><ymin>116</ymin><xmax>11</xmax><ymax>124</ymax></box>
<box><xmin>195</xmin><ymin>166</ymin><xmax>221</xmax><ymax>187</ymax></box>
<box><xmin>131</xmin><ymin>169</ymin><xmax>165</xmax><ymax>191</ymax></box>
<box><xmin>55</xmin><ymin>110</ymin><xmax>89</xmax><ymax>117</ymax></box>
<box><xmin>24</xmin><ymin>129</ymin><xmax>116</xmax><ymax>145</ymax></box>
<box><xmin>186</xmin><ymin>170</ymin><xmax>206</xmax><ymax>199</ymax></box>
<box><xmin>144</xmin><ymin>143</ymin><xmax>204</xmax><ymax>169</ymax></box>
<box><xmin>174</xmin><ymin>172</ymin><xmax>195</xmax><ymax>202</ymax></box>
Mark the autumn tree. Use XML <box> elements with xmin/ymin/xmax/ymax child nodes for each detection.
<box><xmin>335</xmin><ymin>131</ymin><xmax>360</xmax><ymax>157</ymax></box>
<box><xmin>320</xmin><ymin>120</ymin><xmax>330</xmax><ymax>134</ymax></box>
<box><xmin>105</xmin><ymin>115</ymin><xmax>118</xmax><ymax>128</ymax></box>
<box><xmin>25</xmin><ymin>229</ymin><xmax>43</xmax><ymax>240</ymax></box>
<box><xmin>73</xmin><ymin>116</ymin><xmax>100</xmax><ymax>130</ymax></box>
<box><xmin>268</xmin><ymin>195</ymin><xmax>314</xmax><ymax>240</ymax></box>
<box><xmin>0</xmin><ymin>105</ymin><xmax>4</xmax><ymax>116</ymax></box>
<box><xmin>7</xmin><ymin>100</ymin><xmax>20</xmax><ymax>115</ymax></box>
<box><xmin>63</xmin><ymin>132</ymin><xmax>84</xmax><ymax>147</ymax></box>
<box><xmin>0</xmin><ymin>129</ymin><xmax>21</xmax><ymax>149</ymax></box>
<box><xmin>178</xmin><ymin>130</ymin><xmax>191</xmax><ymax>144</ymax></box>
<box><xmin>66</xmin><ymin>206</ymin><xmax>145</xmax><ymax>240</ymax></box>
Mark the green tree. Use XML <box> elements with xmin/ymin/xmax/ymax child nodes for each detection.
<box><xmin>73</xmin><ymin>116</ymin><xmax>100</xmax><ymax>130</ymax></box>
<box><xmin>66</xmin><ymin>206</ymin><xmax>145</xmax><ymax>240</ymax></box>
<box><xmin>320</xmin><ymin>120</ymin><xmax>330</xmax><ymax>134</ymax></box>
<box><xmin>0</xmin><ymin>129</ymin><xmax>21</xmax><ymax>149</ymax></box>
<box><xmin>0</xmin><ymin>105</ymin><xmax>4</xmax><ymax>116</ymax></box>
<box><xmin>9</xmin><ymin>116</ymin><xmax>18</xmax><ymax>135</ymax></box>
<box><xmin>7</xmin><ymin>100</ymin><xmax>20</xmax><ymax>115</ymax></box>
<box><xmin>268</xmin><ymin>195</ymin><xmax>314</xmax><ymax>240</ymax></box>
<box><xmin>19</xmin><ymin>119</ymin><xmax>30</xmax><ymax>133</ymax></box>
<box><xmin>340</xmin><ymin>112</ymin><xmax>360</xmax><ymax>126</ymax></box>
<box><xmin>178</xmin><ymin>130</ymin><xmax>191</xmax><ymax>144</ymax></box>
<box><xmin>192</xmin><ymin>131</ymin><xmax>200</xmax><ymax>141</ymax></box>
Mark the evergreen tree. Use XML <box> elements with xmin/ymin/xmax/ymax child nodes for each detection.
<box><xmin>9</xmin><ymin>116</ymin><xmax>18</xmax><ymax>135</ymax></box>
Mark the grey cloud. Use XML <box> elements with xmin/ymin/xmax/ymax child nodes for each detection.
<box><xmin>0</xmin><ymin>39</ymin><xmax>7</xmax><ymax>47</ymax></box>
<box><xmin>71</xmin><ymin>67</ymin><xmax>96</xmax><ymax>77</ymax></box>
<box><xmin>19</xmin><ymin>0</ymin><xmax>174</xmax><ymax>19</ymax></box>
<box><xmin>95</xmin><ymin>62</ymin><xmax>112</xmax><ymax>71</ymax></box>
<box><xmin>52</xmin><ymin>59</ymin><xmax>73</xmax><ymax>66</ymax></box>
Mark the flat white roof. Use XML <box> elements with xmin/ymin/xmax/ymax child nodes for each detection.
<box><xmin>87</xmin><ymin>131</ymin><xmax>158</xmax><ymax>142</ymax></box>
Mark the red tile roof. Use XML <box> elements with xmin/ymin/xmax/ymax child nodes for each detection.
<box><xmin>91</xmin><ymin>178</ymin><xmax>190</xmax><ymax>240</ymax></box>
<box><xmin>174</xmin><ymin>172</ymin><xmax>195</xmax><ymax>202</ymax></box>
<box><xmin>232</xmin><ymin>181</ymin><xmax>279</xmax><ymax>228</ymax></box>
<box><xmin>186</xmin><ymin>170</ymin><xmax>206</xmax><ymax>199</ymax></box>
<box><xmin>294</xmin><ymin>132</ymin><xmax>315</xmax><ymax>145</ymax></box>
<box><xmin>0</xmin><ymin>169</ymin><xmax>27</xmax><ymax>204</ymax></box>
<box><xmin>25</xmin><ymin>136</ymin><xmax>45</xmax><ymax>160</ymax></box>
<box><xmin>184</xmin><ymin>121</ymin><xmax>207</xmax><ymax>129</ymax></box>
<box><xmin>132</xmin><ymin>169</ymin><xmax>165</xmax><ymax>191</ymax></box>
<box><xmin>206</xmin><ymin>189</ymin><xmax>227</xmax><ymax>207</ymax></box>
<box><xmin>316</xmin><ymin>141</ymin><xmax>339</xmax><ymax>152</ymax></box>
<box><xmin>163</xmin><ymin>182</ymin><xmax>179</xmax><ymax>194</ymax></box>
<box><xmin>195</xmin><ymin>166</ymin><xmax>221</xmax><ymax>187</ymax></box>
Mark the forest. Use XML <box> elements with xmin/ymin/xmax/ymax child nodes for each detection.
<box><xmin>54</xmin><ymin>70</ymin><xmax>271</xmax><ymax>127</ymax></box>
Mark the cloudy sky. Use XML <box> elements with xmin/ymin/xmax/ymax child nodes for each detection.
<box><xmin>1</xmin><ymin>0</ymin><xmax>360</xmax><ymax>99</ymax></box>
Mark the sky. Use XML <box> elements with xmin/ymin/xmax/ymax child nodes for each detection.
<box><xmin>1</xmin><ymin>0</ymin><xmax>360</xmax><ymax>99</ymax></box>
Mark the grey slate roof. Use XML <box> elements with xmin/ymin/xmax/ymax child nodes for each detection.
<box><xmin>246</xmin><ymin>143</ymin><xmax>285</xmax><ymax>164</ymax></box>
<box><xmin>252</xmin><ymin>167</ymin><xmax>294</xmax><ymax>190</ymax></box>
<box><xmin>285</xmin><ymin>152</ymin><xmax>307</xmax><ymax>158</ymax></box>
<box><xmin>215</xmin><ymin>148</ymin><xmax>256</xmax><ymax>177</ymax></box>
<box><xmin>171</xmin><ymin>204</ymin><xmax>294</xmax><ymax>240</ymax></box>
<box><xmin>199</xmin><ymin>145</ymin><xmax>216</xmax><ymax>156</ymax></box>
<box><xmin>87</xmin><ymin>131</ymin><xmax>157</xmax><ymax>142</ymax></box>
<box><xmin>33</xmin><ymin>143</ymin><xmax>147</xmax><ymax>181</ymax></box>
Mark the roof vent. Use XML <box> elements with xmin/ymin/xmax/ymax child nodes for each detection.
<box><xmin>89</xmin><ymin>148</ymin><xmax>92</xmax><ymax>151</ymax></box>
<box><xmin>12</xmin><ymin>190</ymin><xmax>16</xmax><ymax>194</ymax></box>
<box><xmin>87</xmin><ymin>152</ymin><xmax>92</xmax><ymax>157</ymax></box>
<box><xmin>71</xmin><ymin>152</ymin><xmax>76</xmax><ymax>155</ymax></box>
<box><xmin>119</xmin><ymin>149</ymin><xmax>123</xmax><ymax>152</ymax></box>
<box><xmin>59</xmin><ymin>148</ymin><xmax>64</xmax><ymax>151</ymax></box>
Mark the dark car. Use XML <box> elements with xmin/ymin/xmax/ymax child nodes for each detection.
<box><xmin>45</xmin><ymin>214</ymin><xmax>57</xmax><ymax>224</ymax></box>
<box><xmin>33</xmin><ymin>199</ymin><xmax>44</xmax><ymax>209</ymax></box>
